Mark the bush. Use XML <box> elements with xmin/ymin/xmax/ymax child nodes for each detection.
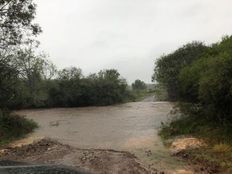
<box><xmin>198</xmin><ymin>53</ymin><xmax>232</xmax><ymax>123</ymax></box>
<box><xmin>0</xmin><ymin>109</ymin><xmax>38</xmax><ymax>145</ymax></box>
<box><xmin>154</xmin><ymin>35</ymin><xmax>232</xmax><ymax>125</ymax></box>
<box><xmin>47</xmin><ymin>69</ymin><xmax>131</xmax><ymax>107</ymax></box>
<box><xmin>213</xmin><ymin>143</ymin><xmax>232</xmax><ymax>154</ymax></box>
<box><xmin>153</xmin><ymin>42</ymin><xmax>208</xmax><ymax>100</ymax></box>
<box><xmin>132</xmin><ymin>79</ymin><xmax>147</xmax><ymax>91</ymax></box>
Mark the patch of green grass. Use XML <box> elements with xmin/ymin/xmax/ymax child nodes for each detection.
<box><xmin>0</xmin><ymin>109</ymin><xmax>38</xmax><ymax>146</ymax></box>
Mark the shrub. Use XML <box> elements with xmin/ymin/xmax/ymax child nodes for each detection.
<box><xmin>153</xmin><ymin>42</ymin><xmax>208</xmax><ymax>100</ymax></box>
<box><xmin>213</xmin><ymin>143</ymin><xmax>232</xmax><ymax>154</ymax></box>
<box><xmin>0</xmin><ymin>109</ymin><xmax>38</xmax><ymax>144</ymax></box>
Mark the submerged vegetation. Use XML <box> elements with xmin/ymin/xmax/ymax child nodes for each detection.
<box><xmin>154</xmin><ymin>36</ymin><xmax>232</xmax><ymax>172</ymax></box>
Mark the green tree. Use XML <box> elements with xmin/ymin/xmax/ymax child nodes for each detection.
<box><xmin>132</xmin><ymin>79</ymin><xmax>147</xmax><ymax>90</ymax></box>
<box><xmin>58</xmin><ymin>67</ymin><xmax>82</xmax><ymax>80</ymax></box>
<box><xmin>0</xmin><ymin>0</ymin><xmax>41</xmax><ymax>108</ymax></box>
<box><xmin>48</xmin><ymin>69</ymin><xmax>130</xmax><ymax>107</ymax></box>
<box><xmin>12</xmin><ymin>44</ymin><xmax>56</xmax><ymax>107</ymax></box>
<box><xmin>0</xmin><ymin>60</ymin><xmax>18</xmax><ymax>107</ymax></box>
<box><xmin>153</xmin><ymin>42</ymin><xmax>208</xmax><ymax>100</ymax></box>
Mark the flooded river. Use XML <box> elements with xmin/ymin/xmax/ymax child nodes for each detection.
<box><xmin>17</xmin><ymin>100</ymin><xmax>188</xmax><ymax>172</ymax></box>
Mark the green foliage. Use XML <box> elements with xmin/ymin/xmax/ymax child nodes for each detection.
<box><xmin>198</xmin><ymin>53</ymin><xmax>232</xmax><ymax>123</ymax></box>
<box><xmin>0</xmin><ymin>109</ymin><xmax>38</xmax><ymax>145</ymax></box>
<box><xmin>157</xmin><ymin>36</ymin><xmax>232</xmax><ymax>172</ymax></box>
<box><xmin>180</xmin><ymin>36</ymin><xmax>232</xmax><ymax>123</ymax></box>
<box><xmin>0</xmin><ymin>0</ymin><xmax>42</xmax><ymax>108</ymax></box>
<box><xmin>49</xmin><ymin>69</ymin><xmax>130</xmax><ymax>107</ymax></box>
<box><xmin>132</xmin><ymin>79</ymin><xmax>147</xmax><ymax>91</ymax></box>
<box><xmin>154</xmin><ymin>35</ymin><xmax>232</xmax><ymax>124</ymax></box>
<box><xmin>0</xmin><ymin>60</ymin><xmax>19</xmax><ymax>107</ymax></box>
<box><xmin>1</xmin><ymin>49</ymin><xmax>132</xmax><ymax>109</ymax></box>
<box><xmin>159</xmin><ymin>103</ymin><xmax>232</xmax><ymax>173</ymax></box>
<box><xmin>153</xmin><ymin>42</ymin><xmax>208</xmax><ymax>100</ymax></box>
<box><xmin>159</xmin><ymin>103</ymin><xmax>232</xmax><ymax>145</ymax></box>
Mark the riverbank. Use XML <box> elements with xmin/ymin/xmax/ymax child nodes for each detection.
<box><xmin>159</xmin><ymin>103</ymin><xmax>232</xmax><ymax>173</ymax></box>
<box><xmin>0</xmin><ymin>138</ymin><xmax>156</xmax><ymax>174</ymax></box>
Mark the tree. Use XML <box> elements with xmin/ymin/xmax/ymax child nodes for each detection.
<box><xmin>180</xmin><ymin>36</ymin><xmax>232</xmax><ymax>123</ymax></box>
<box><xmin>58</xmin><ymin>67</ymin><xmax>82</xmax><ymax>80</ymax></box>
<box><xmin>12</xmin><ymin>44</ymin><xmax>56</xmax><ymax>107</ymax></box>
<box><xmin>0</xmin><ymin>59</ymin><xmax>18</xmax><ymax>107</ymax></box>
<box><xmin>153</xmin><ymin>35</ymin><xmax>232</xmax><ymax>124</ymax></box>
<box><xmin>0</xmin><ymin>0</ymin><xmax>41</xmax><ymax>108</ymax></box>
<box><xmin>132</xmin><ymin>79</ymin><xmax>146</xmax><ymax>90</ymax></box>
<box><xmin>198</xmin><ymin>53</ymin><xmax>232</xmax><ymax>123</ymax></box>
<box><xmin>95</xmin><ymin>69</ymin><xmax>128</xmax><ymax>105</ymax></box>
<box><xmin>153</xmin><ymin>42</ymin><xmax>208</xmax><ymax>100</ymax></box>
<box><xmin>48</xmin><ymin>69</ymin><xmax>130</xmax><ymax>107</ymax></box>
<box><xmin>0</xmin><ymin>0</ymin><xmax>41</xmax><ymax>50</ymax></box>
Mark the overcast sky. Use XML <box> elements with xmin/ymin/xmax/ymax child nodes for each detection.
<box><xmin>35</xmin><ymin>0</ymin><xmax>232</xmax><ymax>83</ymax></box>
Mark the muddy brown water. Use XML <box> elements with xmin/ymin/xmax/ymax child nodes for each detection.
<box><xmin>16</xmin><ymin>100</ymin><xmax>189</xmax><ymax>172</ymax></box>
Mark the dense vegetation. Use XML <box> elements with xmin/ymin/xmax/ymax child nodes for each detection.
<box><xmin>3</xmin><ymin>60</ymin><xmax>132</xmax><ymax>108</ymax></box>
<box><xmin>154</xmin><ymin>36</ymin><xmax>232</xmax><ymax>132</ymax></box>
<box><xmin>154</xmin><ymin>36</ymin><xmax>232</xmax><ymax>171</ymax></box>
<box><xmin>0</xmin><ymin>109</ymin><xmax>37</xmax><ymax>145</ymax></box>
<box><xmin>0</xmin><ymin>0</ymin><xmax>41</xmax><ymax>144</ymax></box>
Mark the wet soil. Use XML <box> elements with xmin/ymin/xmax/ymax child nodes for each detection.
<box><xmin>0</xmin><ymin>139</ymin><xmax>155</xmax><ymax>174</ymax></box>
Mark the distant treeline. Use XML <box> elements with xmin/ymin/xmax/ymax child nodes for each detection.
<box><xmin>153</xmin><ymin>35</ymin><xmax>232</xmax><ymax>124</ymax></box>
<box><xmin>1</xmin><ymin>51</ymin><xmax>133</xmax><ymax>109</ymax></box>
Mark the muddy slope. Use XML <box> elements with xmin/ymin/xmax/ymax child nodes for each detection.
<box><xmin>0</xmin><ymin>139</ymin><xmax>157</xmax><ymax>174</ymax></box>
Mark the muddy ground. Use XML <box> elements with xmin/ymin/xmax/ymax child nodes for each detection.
<box><xmin>0</xmin><ymin>138</ymin><xmax>213</xmax><ymax>174</ymax></box>
<box><xmin>0</xmin><ymin>139</ymin><xmax>157</xmax><ymax>174</ymax></box>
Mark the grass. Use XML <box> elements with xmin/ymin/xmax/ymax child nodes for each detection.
<box><xmin>0</xmin><ymin>109</ymin><xmax>38</xmax><ymax>146</ymax></box>
<box><xmin>159</xmin><ymin>103</ymin><xmax>232</xmax><ymax>173</ymax></box>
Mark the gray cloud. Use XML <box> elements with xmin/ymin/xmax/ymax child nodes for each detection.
<box><xmin>36</xmin><ymin>0</ymin><xmax>232</xmax><ymax>83</ymax></box>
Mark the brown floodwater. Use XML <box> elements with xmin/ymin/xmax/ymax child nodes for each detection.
<box><xmin>16</xmin><ymin>100</ymin><xmax>189</xmax><ymax>172</ymax></box>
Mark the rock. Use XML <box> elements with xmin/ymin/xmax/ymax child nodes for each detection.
<box><xmin>145</xmin><ymin>150</ymin><xmax>152</xmax><ymax>157</ymax></box>
<box><xmin>170</xmin><ymin>137</ymin><xmax>206</xmax><ymax>155</ymax></box>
